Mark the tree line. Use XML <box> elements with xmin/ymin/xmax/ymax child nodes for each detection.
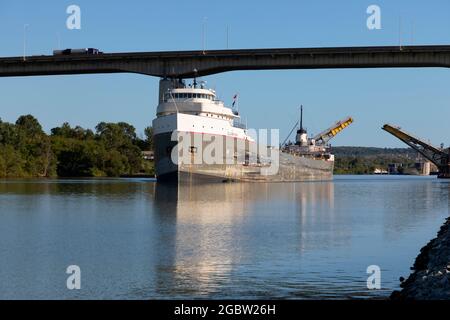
<box><xmin>332</xmin><ymin>146</ymin><xmax>416</xmax><ymax>174</ymax></box>
<box><xmin>0</xmin><ymin>115</ymin><xmax>154</xmax><ymax>178</ymax></box>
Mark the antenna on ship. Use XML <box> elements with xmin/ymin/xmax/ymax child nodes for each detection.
<box><xmin>193</xmin><ymin>68</ymin><xmax>198</xmax><ymax>88</ymax></box>
<box><xmin>296</xmin><ymin>105</ymin><xmax>307</xmax><ymax>146</ymax></box>
<box><xmin>298</xmin><ymin>105</ymin><xmax>306</xmax><ymax>134</ymax></box>
<box><xmin>300</xmin><ymin>105</ymin><xmax>303</xmax><ymax>131</ymax></box>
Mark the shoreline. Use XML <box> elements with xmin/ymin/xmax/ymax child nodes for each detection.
<box><xmin>391</xmin><ymin>217</ymin><xmax>450</xmax><ymax>300</ymax></box>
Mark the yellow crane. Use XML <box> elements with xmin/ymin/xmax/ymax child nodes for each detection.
<box><xmin>313</xmin><ymin>116</ymin><xmax>354</xmax><ymax>145</ymax></box>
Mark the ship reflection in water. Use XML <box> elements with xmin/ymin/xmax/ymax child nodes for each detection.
<box><xmin>147</xmin><ymin>177</ymin><xmax>448</xmax><ymax>299</ymax></box>
<box><xmin>0</xmin><ymin>176</ymin><xmax>448</xmax><ymax>299</ymax></box>
<box><xmin>151</xmin><ymin>182</ymin><xmax>337</xmax><ymax>298</ymax></box>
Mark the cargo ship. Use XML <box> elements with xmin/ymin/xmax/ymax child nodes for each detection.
<box><xmin>152</xmin><ymin>79</ymin><xmax>353</xmax><ymax>182</ymax></box>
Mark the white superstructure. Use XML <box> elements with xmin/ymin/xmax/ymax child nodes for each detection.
<box><xmin>153</xmin><ymin>81</ymin><xmax>253</xmax><ymax>141</ymax></box>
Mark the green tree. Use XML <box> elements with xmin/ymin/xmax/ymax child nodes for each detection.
<box><xmin>16</xmin><ymin>115</ymin><xmax>43</xmax><ymax>137</ymax></box>
<box><xmin>1</xmin><ymin>116</ymin><xmax>151</xmax><ymax>178</ymax></box>
<box><xmin>0</xmin><ymin>145</ymin><xmax>25</xmax><ymax>177</ymax></box>
<box><xmin>0</xmin><ymin>120</ymin><xmax>18</xmax><ymax>146</ymax></box>
<box><xmin>95</xmin><ymin>122</ymin><xmax>142</xmax><ymax>174</ymax></box>
<box><xmin>11</xmin><ymin>115</ymin><xmax>56</xmax><ymax>177</ymax></box>
<box><xmin>144</xmin><ymin>126</ymin><xmax>154</xmax><ymax>151</ymax></box>
<box><xmin>51</xmin><ymin>122</ymin><xmax>94</xmax><ymax>140</ymax></box>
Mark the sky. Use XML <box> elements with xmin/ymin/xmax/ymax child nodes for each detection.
<box><xmin>1</xmin><ymin>0</ymin><xmax>450</xmax><ymax>147</ymax></box>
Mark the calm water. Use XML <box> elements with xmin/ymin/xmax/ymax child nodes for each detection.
<box><xmin>0</xmin><ymin>176</ymin><xmax>448</xmax><ymax>300</ymax></box>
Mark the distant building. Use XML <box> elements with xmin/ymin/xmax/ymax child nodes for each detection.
<box><xmin>388</xmin><ymin>160</ymin><xmax>435</xmax><ymax>176</ymax></box>
<box><xmin>142</xmin><ymin>151</ymin><xmax>154</xmax><ymax>161</ymax></box>
<box><xmin>429</xmin><ymin>162</ymin><xmax>439</xmax><ymax>175</ymax></box>
<box><xmin>388</xmin><ymin>163</ymin><xmax>403</xmax><ymax>174</ymax></box>
<box><xmin>413</xmin><ymin>161</ymin><xmax>431</xmax><ymax>176</ymax></box>
<box><xmin>373</xmin><ymin>168</ymin><xmax>388</xmax><ymax>175</ymax></box>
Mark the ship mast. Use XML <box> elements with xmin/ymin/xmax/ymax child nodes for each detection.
<box><xmin>299</xmin><ymin>105</ymin><xmax>303</xmax><ymax>131</ymax></box>
<box><xmin>296</xmin><ymin>105</ymin><xmax>308</xmax><ymax>146</ymax></box>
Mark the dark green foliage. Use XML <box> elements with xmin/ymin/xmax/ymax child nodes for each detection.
<box><xmin>51</xmin><ymin>122</ymin><xmax>95</xmax><ymax>140</ymax></box>
<box><xmin>0</xmin><ymin>115</ymin><xmax>55</xmax><ymax>177</ymax></box>
<box><xmin>0</xmin><ymin>144</ymin><xmax>24</xmax><ymax>177</ymax></box>
<box><xmin>0</xmin><ymin>116</ymin><xmax>154</xmax><ymax>178</ymax></box>
<box><xmin>134</xmin><ymin>126</ymin><xmax>154</xmax><ymax>151</ymax></box>
<box><xmin>144</xmin><ymin>126</ymin><xmax>154</xmax><ymax>151</ymax></box>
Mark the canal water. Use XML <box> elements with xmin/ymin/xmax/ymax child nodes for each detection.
<box><xmin>0</xmin><ymin>176</ymin><xmax>448</xmax><ymax>299</ymax></box>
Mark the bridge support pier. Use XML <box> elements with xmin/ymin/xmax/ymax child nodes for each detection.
<box><xmin>438</xmin><ymin>163</ymin><xmax>450</xmax><ymax>179</ymax></box>
<box><xmin>158</xmin><ymin>78</ymin><xmax>185</xmax><ymax>103</ymax></box>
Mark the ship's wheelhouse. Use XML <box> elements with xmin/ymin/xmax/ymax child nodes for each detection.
<box><xmin>157</xmin><ymin>87</ymin><xmax>237</xmax><ymax>122</ymax></box>
<box><xmin>162</xmin><ymin>91</ymin><xmax>215</xmax><ymax>102</ymax></box>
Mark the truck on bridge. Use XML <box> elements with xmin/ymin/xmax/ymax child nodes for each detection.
<box><xmin>53</xmin><ymin>48</ymin><xmax>103</xmax><ymax>56</ymax></box>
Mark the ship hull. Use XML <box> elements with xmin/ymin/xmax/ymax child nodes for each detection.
<box><xmin>154</xmin><ymin>131</ymin><xmax>334</xmax><ymax>183</ymax></box>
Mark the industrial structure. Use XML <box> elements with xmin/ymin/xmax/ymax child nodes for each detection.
<box><xmin>312</xmin><ymin>117</ymin><xmax>354</xmax><ymax>146</ymax></box>
<box><xmin>382</xmin><ymin>124</ymin><xmax>450</xmax><ymax>178</ymax></box>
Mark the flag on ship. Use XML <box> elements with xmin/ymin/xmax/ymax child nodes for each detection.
<box><xmin>232</xmin><ymin>94</ymin><xmax>238</xmax><ymax>108</ymax></box>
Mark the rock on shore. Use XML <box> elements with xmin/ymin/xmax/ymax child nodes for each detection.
<box><xmin>391</xmin><ymin>217</ymin><xmax>450</xmax><ymax>300</ymax></box>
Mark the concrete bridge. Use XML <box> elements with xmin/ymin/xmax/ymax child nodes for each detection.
<box><xmin>2</xmin><ymin>45</ymin><xmax>450</xmax><ymax>79</ymax></box>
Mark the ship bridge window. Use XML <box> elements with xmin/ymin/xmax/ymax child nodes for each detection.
<box><xmin>164</xmin><ymin>92</ymin><xmax>215</xmax><ymax>101</ymax></box>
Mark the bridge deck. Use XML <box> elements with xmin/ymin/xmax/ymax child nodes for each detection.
<box><xmin>2</xmin><ymin>45</ymin><xmax>450</xmax><ymax>78</ymax></box>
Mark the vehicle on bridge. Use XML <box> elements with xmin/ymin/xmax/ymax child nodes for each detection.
<box><xmin>53</xmin><ymin>48</ymin><xmax>102</xmax><ymax>56</ymax></box>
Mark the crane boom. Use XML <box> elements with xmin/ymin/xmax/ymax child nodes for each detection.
<box><xmin>382</xmin><ymin>124</ymin><xmax>450</xmax><ymax>178</ymax></box>
<box><xmin>313</xmin><ymin>117</ymin><xmax>354</xmax><ymax>145</ymax></box>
